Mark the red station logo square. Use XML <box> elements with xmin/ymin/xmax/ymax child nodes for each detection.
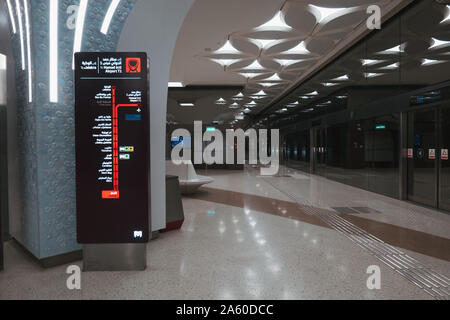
<box><xmin>126</xmin><ymin>57</ymin><xmax>141</xmax><ymax>73</ymax></box>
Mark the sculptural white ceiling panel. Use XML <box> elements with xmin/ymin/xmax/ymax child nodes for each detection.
<box><xmin>192</xmin><ymin>0</ymin><xmax>394</xmax><ymax>124</ymax></box>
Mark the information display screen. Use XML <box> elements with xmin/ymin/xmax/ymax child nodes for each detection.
<box><xmin>75</xmin><ymin>52</ymin><xmax>149</xmax><ymax>243</ymax></box>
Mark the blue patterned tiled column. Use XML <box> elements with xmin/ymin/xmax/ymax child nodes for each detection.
<box><xmin>9</xmin><ymin>0</ymin><xmax>137</xmax><ymax>259</ymax></box>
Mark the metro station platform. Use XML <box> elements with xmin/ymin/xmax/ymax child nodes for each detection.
<box><xmin>1</xmin><ymin>167</ymin><xmax>448</xmax><ymax>300</ymax></box>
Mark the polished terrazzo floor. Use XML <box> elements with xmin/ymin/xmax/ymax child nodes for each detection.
<box><xmin>0</xmin><ymin>166</ymin><xmax>449</xmax><ymax>299</ymax></box>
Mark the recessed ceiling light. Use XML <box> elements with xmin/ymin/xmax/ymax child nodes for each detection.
<box><xmin>317</xmin><ymin>101</ymin><xmax>332</xmax><ymax>107</ymax></box>
<box><xmin>252</xmin><ymin>90</ymin><xmax>267</xmax><ymax>96</ymax></box>
<box><xmin>242</xmin><ymin>60</ymin><xmax>266</xmax><ymax>71</ymax></box>
<box><xmin>322</xmin><ymin>82</ymin><xmax>338</xmax><ymax>87</ymax></box>
<box><xmin>422</xmin><ymin>59</ymin><xmax>445</xmax><ymax>66</ymax></box>
<box><xmin>257</xmin><ymin>11</ymin><xmax>291</xmax><ymax>30</ymax></box>
<box><xmin>251</xmin><ymin>96</ymin><xmax>268</xmax><ymax>100</ymax></box>
<box><xmin>274</xmin><ymin>59</ymin><xmax>302</xmax><ymax>67</ymax></box>
<box><xmin>377</xmin><ymin>44</ymin><xmax>405</xmax><ymax>54</ymax></box>
<box><xmin>263</xmin><ymin>74</ymin><xmax>284</xmax><ymax>82</ymax></box>
<box><xmin>215</xmin><ymin>98</ymin><xmax>226</xmax><ymax>105</ymax></box>
<box><xmin>245</xmin><ymin>101</ymin><xmax>257</xmax><ymax>107</ymax></box>
<box><xmin>365</xmin><ymin>73</ymin><xmax>384</xmax><ymax>78</ymax></box>
<box><xmin>379</xmin><ymin>62</ymin><xmax>399</xmax><ymax>70</ymax></box>
<box><xmin>230</xmin><ymin>103</ymin><xmax>240</xmax><ymax>109</ymax></box>
<box><xmin>309</xmin><ymin>5</ymin><xmax>345</xmax><ymax>24</ymax></box>
<box><xmin>286</xmin><ymin>101</ymin><xmax>299</xmax><ymax>108</ymax></box>
<box><xmin>282</xmin><ymin>42</ymin><xmax>310</xmax><ymax>55</ymax></box>
<box><xmin>361</xmin><ymin>59</ymin><xmax>385</xmax><ymax>66</ymax></box>
<box><xmin>302</xmin><ymin>108</ymin><xmax>314</xmax><ymax>113</ymax></box>
<box><xmin>239</xmin><ymin>72</ymin><xmax>263</xmax><ymax>79</ymax></box>
<box><xmin>243</xmin><ymin>108</ymin><xmax>252</xmax><ymax>113</ymax></box>
<box><xmin>179</xmin><ymin>103</ymin><xmax>194</xmax><ymax>107</ymax></box>
<box><xmin>258</xmin><ymin>82</ymin><xmax>279</xmax><ymax>87</ymax></box>
<box><xmin>429</xmin><ymin>37</ymin><xmax>450</xmax><ymax>50</ymax></box>
<box><xmin>306</xmin><ymin>91</ymin><xmax>319</xmax><ymax>96</ymax></box>
<box><xmin>214</xmin><ymin>40</ymin><xmax>241</xmax><ymax>55</ymax></box>
<box><xmin>331</xmin><ymin>75</ymin><xmax>349</xmax><ymax>81</ymax></box>
<box><xmin>233</xmin><ymin>92</ymin><xmax>244</xmax><ymax>100</ymax></box>
<box><xmin>251</xmin><ymin>39</ymin><xmax>279</xmax><ymax>49</ymax></box>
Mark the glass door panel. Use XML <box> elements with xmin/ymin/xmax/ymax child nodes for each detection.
<box><xmin>407</xmin><ymin>109</ymin><xmax>437</xmax><ymax>207</ymax></box>
<box><xmin>439</xmin><ymin>105</ymin><xmax>450</xmax><ymax>211</ymax></box>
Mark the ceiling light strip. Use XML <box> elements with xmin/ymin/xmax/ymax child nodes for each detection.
<box><xmin>15</xmin><ymin>0</ymin><xmax>25</xmax><ymax>70</ymax></box>
<box><xmin>6</xmin><ymin>0</ymin><xmax>17</xmax><ymax>34</ymax></box>
<box><xmin>23</xmin><ymin>0</ymin><xmax>32</xmax><ymax>102</ymax></box>
<box><xmin>49</xmin><ymin>0</ymin><xmax>58</xmax><ymax>103</ymax></box>
<box><xmin>72</xmin><ymin>0</ymin><xmax>88</xmax><ymax>69</ymax></box>
<box><xmin>100</xmin><ymin>0</ymin><xmax>120</xmax><ymax>35</ymax></box>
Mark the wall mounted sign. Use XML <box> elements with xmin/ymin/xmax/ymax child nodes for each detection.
<box><xmin>417</xmin><ymin>149</ymin><xmax>425</xmax><ymax>159</ymax></box>
<box><xmin>429</xmin><ymin>149</ymin><xmax>436</xmax><ymax>160</ymax></box>
<box><xmin>408</xmin><ymin>148</ymin><xmax>414</xmax><ymax>159</ymax></box>
<box><xmin>75</xmin><ymin>52</ymin><xmax>149</xmax><ymax>244</ymax></box>
<box><xmin>442</xmin><ymin>149</ymin><xmax>449</xmax><ymax>161</ymax></box>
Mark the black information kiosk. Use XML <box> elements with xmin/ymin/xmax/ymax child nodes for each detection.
<box><xmin>75</xmin><ymin>52</ymin><xmax>150</xmax><ymax>270</ymax></box>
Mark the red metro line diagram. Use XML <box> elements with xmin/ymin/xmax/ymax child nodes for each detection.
<box><xmin>102</xmin><ymin>86</ymin><xmax>141</xmax><ymax>200</ymax></box>
<box><xmin>75</xmin><ymin>52</ymin><xmax>149</xmax><ymax>244</ymax></box>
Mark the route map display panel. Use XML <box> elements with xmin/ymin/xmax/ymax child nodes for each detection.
<box><xmin>75</xmin><ymin>52</ymin><xmax>149</xmax><ymax>243</ymax></box>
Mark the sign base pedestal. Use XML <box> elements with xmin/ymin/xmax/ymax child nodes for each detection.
<box><xmin>83</xmin><ymin>244</ymin><xmax>147</xmax><ymax>271</ymax></box>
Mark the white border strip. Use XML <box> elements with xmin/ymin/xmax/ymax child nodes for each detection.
<box><xmin>101</xmin><ymin>0</ymin><xmax>120</xmax><ymax>35</ymax></box>
<box><xmin>6</xmin><ymin>0</ymin><xmax>17</xmax><ymax>34</ymax></box>
<box><xmin>49</xmin><ymin>0</ymin><xmax>58</xmax><ymax>103</ymax></box>
<box><xmin>14</xmin><ymin>0</ymin><xmax>25</xmax><ymax>70</ymax></box>
<box><xmin>23</xmin><ymin>0</ymin><xmax>32</xmax><ymax>102</ymax></box>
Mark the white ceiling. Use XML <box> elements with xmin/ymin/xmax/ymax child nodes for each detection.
<box><xmin>169</xmin><ymin>0</ymin><xmax>407</xmax><ymax>125</ymax></box>
<box><xmin>170</xmin><ymin>0</ymin><xmax>285</xmax><ymax>86</ymax></box>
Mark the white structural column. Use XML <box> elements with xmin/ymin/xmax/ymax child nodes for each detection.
<box><xmin>117</xmin><ymin>0</ymin><xmax>195</xmax><ymax>231</ymax></box>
